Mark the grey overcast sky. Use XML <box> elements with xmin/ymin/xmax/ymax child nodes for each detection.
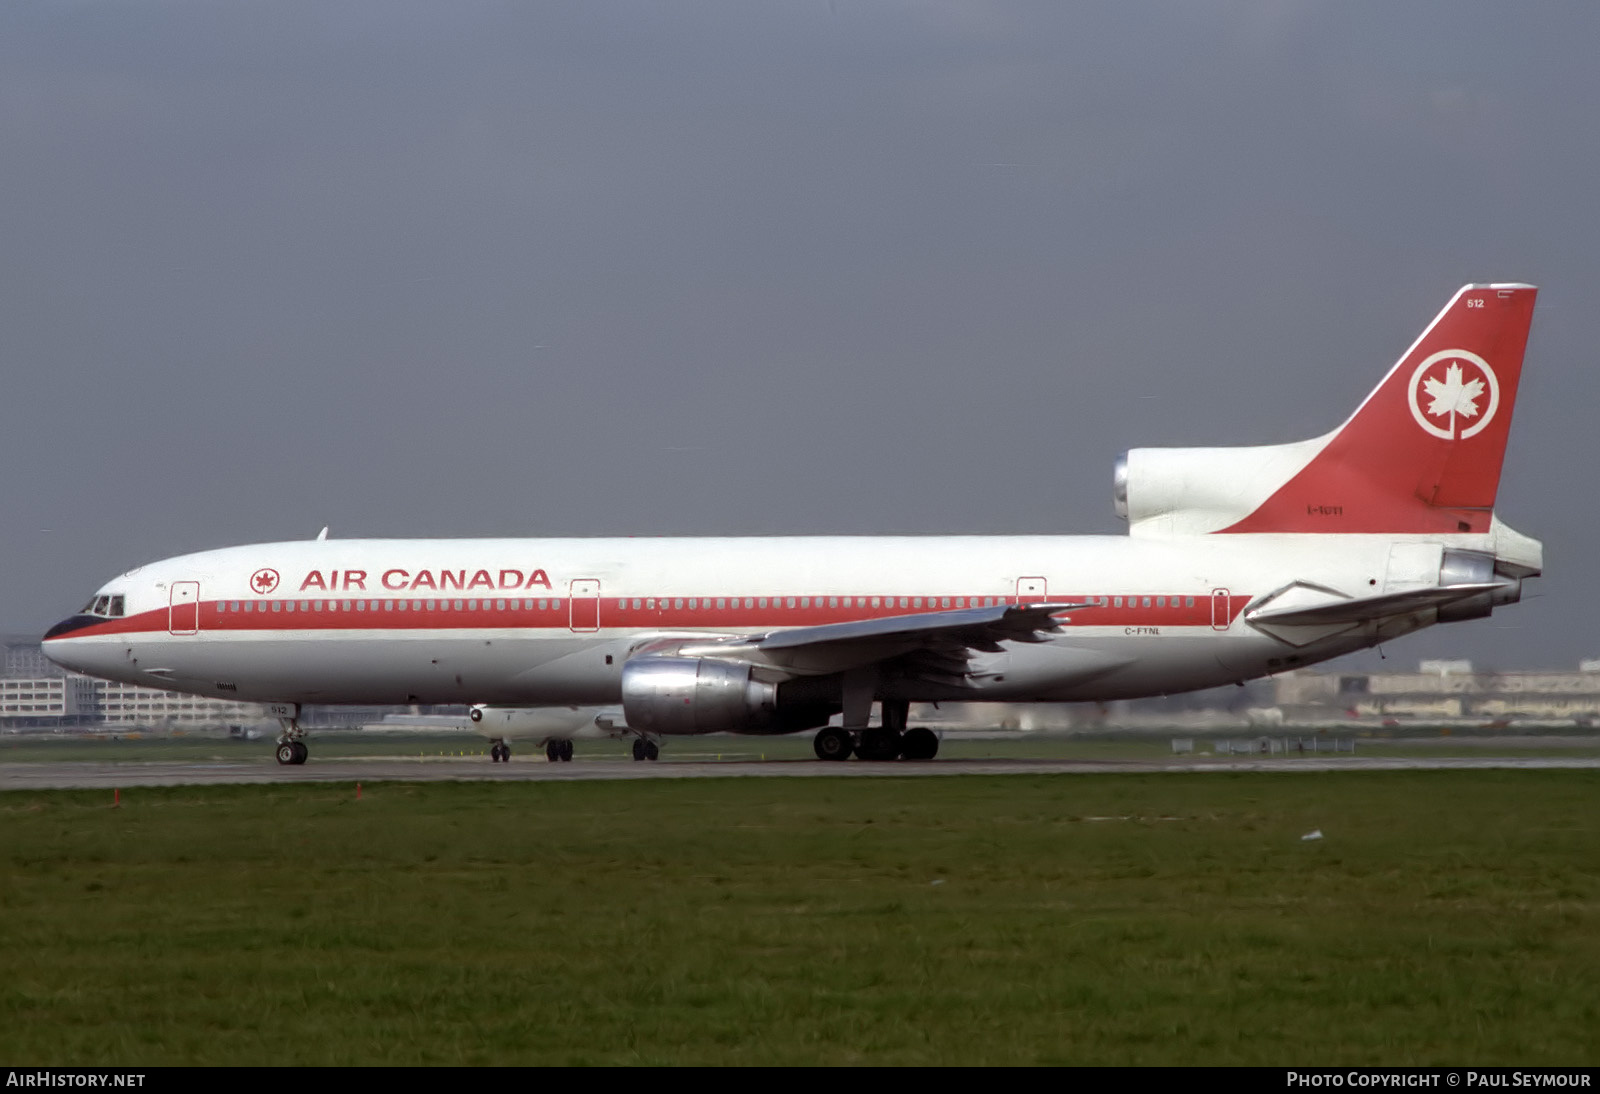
<box><xmin>3</xmin><ymin>2</ymin><xmax>1596</xmax><ymax>671</ymax></box>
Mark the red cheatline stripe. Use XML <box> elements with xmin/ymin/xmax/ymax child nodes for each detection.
<box><xmin>46</xmin><ymin>592</ymin><xmax>1251</xmax><ymax>639</ymax></box>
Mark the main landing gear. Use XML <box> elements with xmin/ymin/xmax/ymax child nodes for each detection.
<box><xmin>543</xmin><ymin>739</ymin><xmax>574</xmax><ymax>763</ymax></box>
<box><xmin>812</xmin><ymin>699</ymin><xmax>940</xmax><ymax>762</ymax></box>
<box><xmin>272</xmin><ymin>703</ymin><xmax>308</xmax><ymax>766</ymax></box>
<box><xmin>490</xmin><ymin>740</ymin><xmax>515</xmax><ymax>763</ymax></box>
<box><xmin>812</xmin><ymin>726</ymin><xmax>939</xmax><ymax>761</ymax></box>
<box><xmin>631</xmin><ymin>737</ymin><xmax>660</xmax><ymax>762</ymax></box>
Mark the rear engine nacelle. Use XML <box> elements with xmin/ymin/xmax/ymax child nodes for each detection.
<box><xmin>621</xmin><ymin>658</ymin><xmax>779</xmax><ymax>735</ymax></box>
<box><xmin>1437</xmin><ymin>549</ymin><xmax>1523</xmax><ymax>623</ymax></box>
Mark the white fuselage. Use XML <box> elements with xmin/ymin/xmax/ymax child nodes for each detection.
<box><xmin>41</xmin><ymin>529</ymin><xmax>1504</xmax><ymax>720</ymax></box>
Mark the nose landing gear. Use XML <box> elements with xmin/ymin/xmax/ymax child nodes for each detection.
<box><xmin>271</xmin><ymin>703</ymin><xmax>308</xmax><ymax>765</ymax></box>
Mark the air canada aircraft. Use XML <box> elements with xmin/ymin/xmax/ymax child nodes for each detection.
<box><xmin>45</xmin><ymin>284</ymin><xmax>1542</xmax><ymax>765</ymax></box>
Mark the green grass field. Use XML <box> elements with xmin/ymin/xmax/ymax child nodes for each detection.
<box><xmin>1</xmin><ymin>771</ymin><xmax>1595</xmax><ymax>1065</ymax></box>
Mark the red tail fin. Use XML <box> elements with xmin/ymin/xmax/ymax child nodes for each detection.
<box><xmin>1222</xmin><ymin>283</ymin><xmax>1537</xmax><ymax>534</ymax></box>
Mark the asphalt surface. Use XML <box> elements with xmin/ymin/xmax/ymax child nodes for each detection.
<box><xmin>3</xmin><ymin>754</ymin><xmax>1598</xmax><ymax>790</ymax></box>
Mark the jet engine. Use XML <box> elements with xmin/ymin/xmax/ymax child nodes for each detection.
<box><xmin>621</xmin><ymin>657</ymin><xmax>780</xmax><ymax>735</ymax></box>
<box><xmin>1436</xmin><ymin>549</ymin><xmax>1522</xmax><ymax>623</ymax></box>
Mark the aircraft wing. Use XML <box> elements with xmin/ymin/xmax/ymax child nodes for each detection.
<box><xmin>1245</xmin><ymin>583</ymin><xmax>1504</xmax><ymax>626</ymax></box>
<box><xmin>756</xmin><ymin>601</ymin><xmax>1087</xmax><ymax>652</ymax></box>
<box><xmin>649</xmin><ymin>601</ymin><xmax>1092</xmax><ymax>676</ymax></box>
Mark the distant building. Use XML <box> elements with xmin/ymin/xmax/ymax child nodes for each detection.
<box><xmin>1274</xmin><ymin>661</ymin><xmax>1600</xmax><ymax>725</ymax></box>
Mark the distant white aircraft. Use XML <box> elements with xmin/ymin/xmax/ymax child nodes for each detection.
<box><xmin>466</xmin><ymin>704</ymin><xmax>638</xmax><ymax>763</ymax></box>
<box><xmin>364</xmin><ymin>705</ymin><xmax>636</xmax><ymax>763</ymax></box>
<box><xmin>44</xmin><ymin>284</ymin><xmax>1542</xmax><ymax>766</ymax></box>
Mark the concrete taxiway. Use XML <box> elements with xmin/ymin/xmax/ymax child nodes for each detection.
<box><xmin>2</xmin><ymin>754</ymin><xmax>1598</xmax><ymax>791</ymax></box>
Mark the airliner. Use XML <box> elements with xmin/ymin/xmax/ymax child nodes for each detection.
<box><xmin>43</xmin><ymin>284</ymin><xmax>1542</xmax><ymax>765</ymax></box>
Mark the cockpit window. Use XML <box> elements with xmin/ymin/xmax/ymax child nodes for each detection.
<box><xmin>81</xmin><ymin>595</ymin><xmax>126</xmax><ymax>618</ymax></box>
<box><xmin>109</xmin><ymin>596</ymin><xmax>125</xmax><ymax>617</ymax></box>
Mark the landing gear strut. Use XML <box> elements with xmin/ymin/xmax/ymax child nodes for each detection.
<box><xmin>272</xmin><ymin>703</ymin><xmax>307</xmax><ymax>765</ymax></box>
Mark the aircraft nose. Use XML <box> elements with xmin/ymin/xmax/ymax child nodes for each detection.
<box><xmin>41</xmin><ymin>617</ymin><xmax>96</xmax><ymax>672</ymax></box>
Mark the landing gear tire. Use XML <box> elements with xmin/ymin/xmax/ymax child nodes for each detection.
<box><xmin>644</xmin><ymin>741</ymin><xmax>659</xmax><ymax>762</ymax></box>
<box><xmin>290</xmin><ymin>741</ymin><xmax>308</xmax><ymax>765</ymax></box>
<box><xmin>560</xmin><ymin>740</ymin><xmax>574</xmax><ymax>762</ymax></box>
<box><xmin>544</xmin><ymin>741</ymin><xmax>560</xmax><ymax>763</ymax></box>
<box><xmin>276</xmin><ymin>742</ymin><xmax>296</xmax><ymax>766</ymax></box>
<box><xmin>632</xmin><ymin>738</ymin><xmax>647</xmax><ymax>762</ymax></box>
<box><xmin>858</xmin><ymin>728</ymin><xmax>903</xmax><ymax>762</ymax></box>
<box><xmin>901</xmin><ymin>726</ymin><xmax>939</xmax><ymax>761</ymax></box>
<box><xmin>814</xmin><ymin>726</ymin><xmax>854</xmax><ymax>761</ymax></box>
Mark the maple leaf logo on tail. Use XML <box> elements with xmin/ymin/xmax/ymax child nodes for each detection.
<box><xmin>1423</xmin><ymin>362</ymin><xmax>1485</xmax><ymax>439</ymax></box>
<box><xmin>1408</xmin><ymin>349</ymin><xmax>1499</xmax><ymax>441</ymax></box>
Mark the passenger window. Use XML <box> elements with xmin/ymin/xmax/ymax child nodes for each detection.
<box><xmin>758</xmin><ymin>598</ymin><xmax>767</xmax><ymax>609</ymax></box>
<box><xmin>800</xmin><ymin>597</ymin><xmax>810</xmax><ymax>609</ymax></box>
<box><xmin>786</xmin><ymin>597</ymin><xmax>796</xmax><ymax>609</ymax></box>
<box><xmin>717</xmin><ymin>598</ymin><xmax>726</xmax><ymax>610</ymax></box>
<box><xmin>941</xmin><ymin>597</ymin><xmax>951</xmax><ymax>608</ymax></box>
<box><xmin>454</xmin><ymin>600</ymin><xmax>464</xmax><ymax>611</ymax></box>
<box><xmin>1142</xmin><ymin>597</ymin><xmax>1151</xmax><ymax>608</ymax></box>
<box><xmin>1186</xmin><ymin>596</ymin><xmax>1194</xmax><ymax>607</ymax></box>
<box><xmin>1156</xmin><ymin>596</ymin><xmax>1165</xmax><ymax>608</ymax></box>
<box><xmin>1114</xmin><ymin>597</ymin><xmax>1123</xmax><ymax>608</ymax></box>
<box><xmin>688</xmin><ymin>599</ymin><xmax>697</xmax><ymax>610</ymax></box>
<box><xmin>551</xmin><ymin>599</ymin><xmax>561</xmax><ymax>609</ymax></box>
<box><xmin>271</xmin><ymin>601</ymin><xmax>282</xmax><ymax>613</ymax></box>
<box><xmin>913</xmin><ymin>598</ymin><xmax>923</xmax><ymax>608</ymax></box>
<box><xmin>467</xmin><ymin>600</ymin><xmax>477</xmax><ymax>611</ymax></box>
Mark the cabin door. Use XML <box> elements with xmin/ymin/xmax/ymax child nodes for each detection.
<box><xmin>169</xmin><ymin>581</ymin><xmax>200</xmax><ymax>635</ymax></box>
<box><xmin>569</xmin><ymin>579</ymin><xmax>600</xmax><ymax>632</ymax></box>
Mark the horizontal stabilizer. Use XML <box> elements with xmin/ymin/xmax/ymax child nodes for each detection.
<box><xmin>1246</xmin><ymin>583</ymin><xmax>1504</xmax><ymax>626</ymax></box>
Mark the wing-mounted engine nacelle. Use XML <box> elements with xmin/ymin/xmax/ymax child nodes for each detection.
<box><xmin>621</xmin><ymin>657</ymin><xmax>779</xmax><ymax>735</ymax></box>
<box><xmin>1437</xmin><ymin>549</ymin><xmax>1523</xmax><ymax>623</ymax></box>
